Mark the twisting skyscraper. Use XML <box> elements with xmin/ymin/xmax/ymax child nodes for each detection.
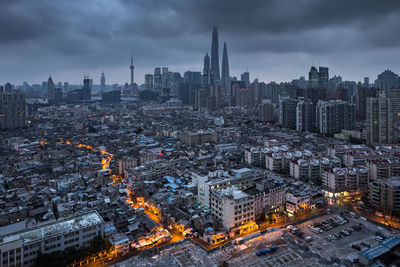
<box><xmin>211</xmin><ymin>27</ymin><xmax>220</xmax><ymax>81</ymax></box>
<box><xmin>221</xmin><ymin>42</ymin><xmax>230</xmax><ymax>94</ymax></box>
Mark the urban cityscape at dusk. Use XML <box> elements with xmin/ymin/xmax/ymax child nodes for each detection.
<box><xmin>1</xmin><ymin>1</ymin><xmax>400</xmax><ymax>267</ymax></box>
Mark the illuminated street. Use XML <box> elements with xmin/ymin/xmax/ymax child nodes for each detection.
<box><xmin>57</xmin><ymin>137</ymin><xmax>327</xmax><ymax>264</ymax></box>
<box><xmin>58</xmin><ymin>139</ymin><xmax>184</xmax><ymax>259</ymax></box>
<box><xmin>121</xmin><ymin>209</ymin><xmax>398</xmax><ymax>267</ymax></box>
<box><xmin>56</xmin><ymin>136</ymin><xmax>326</xmax><ymax>265</ymax></box>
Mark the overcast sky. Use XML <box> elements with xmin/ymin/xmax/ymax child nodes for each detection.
<box><xmin>1</xmin><ymin>0</ymin><xmax>400</xmax><ymax>85</ymax></box>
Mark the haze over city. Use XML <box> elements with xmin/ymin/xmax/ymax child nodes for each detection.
<box><xmin>1</xmin><ymin>0</ymin><xmax>400</xmax><ymax>84</ymax></box>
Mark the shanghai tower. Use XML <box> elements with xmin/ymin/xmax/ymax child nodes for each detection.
<box><xmin>221</xmin><ymin>42</ymin><xmax>230</xmax><ymax>94</ymax></box>
<box><xmin>211</xmin><ymin>27</ymin><xmax>220</xmax><ymax>81</ymax></box>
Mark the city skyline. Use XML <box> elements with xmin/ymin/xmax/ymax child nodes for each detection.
<box><xmin>1</xmin><ymin>0</ymin><xmax>400</xmax><ymax>85</ymax></box>
<box><xmin>1</xmin><ymin>1</ymin><xmax>400</xmax><ymax>265</ymax></box>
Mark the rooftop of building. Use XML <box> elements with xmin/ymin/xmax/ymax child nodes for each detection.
<box><xmin>373</xmin><ymin>177</ymin><xmax>400</xmax><ymax>187</ymax></box>
<box><xmin>0</xmin><ymin>210</ymin><xmax>104</xmax><ymax>246</ymax></box>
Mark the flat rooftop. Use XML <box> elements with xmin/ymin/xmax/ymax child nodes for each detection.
<box><xmin>0</xmin><ymin>210</ymin><xmax>104</xmax><ymax>245</ymax></box>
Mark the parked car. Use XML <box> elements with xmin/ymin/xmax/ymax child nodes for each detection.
<box><xmin>256</xmin><ymin>245</ymin><xmax>277</xmax><ymax>256</ymax></box>
<box><xmin>291</xmin><ymin>228</ymin><xmax>299</xmax><ymax>234</ymax></box>
<box><xmin>256</xmin><ymin>248</ymin><xmax>268</xmax><ymax>256</ymax></box>
<box><xmin>340</xmin><ymin>230</ymin><xmax>350</xmax><ymax>236</ymax></box>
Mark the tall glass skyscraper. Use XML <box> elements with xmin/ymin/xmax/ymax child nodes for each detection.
<box><xmin>211</xmin><ymin>27</ymin><xmax>220</xmax><ymax>81</ymax></box>
<box><xmin>221</xmin><ymin>42</ymin><xmax>230</xmax><ymax>94</ymax></box>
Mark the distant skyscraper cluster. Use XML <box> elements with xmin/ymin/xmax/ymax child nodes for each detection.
<box><xmin>140</xmin><ymin>27</ymin><xmax>231</xmax><ymax>107</ymax></box>
<box><xmin>1</xmin><ymin>26</ymin><xmax>399</xmax><ymax>146</ymax></box>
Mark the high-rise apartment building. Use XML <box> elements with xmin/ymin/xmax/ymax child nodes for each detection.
<box><xmin>296</xmin><ymin>97</ymin><xmax>315</xmax><ymax>132</ymax></box>
<box><xmin>82</xmin><ymin>75</ymin><xmax>92</xmax><ymax>100</ymax></box>
<box><xmin>357</xmin><ymin>87</ymin><xmax>380</xmax><ymax>121</ymax></box>
<box><xmin>41</xmin><ymin>81</ymin><xmax>47</xmax><ymax>94</ymax></box>
<box><xmin>306</xmin><ymin>87</ymin><xmax>327</xmax><ymax>105</ymax></box>
<box><xmin>259</xmin><ymin>100</ymin><xmax>274</xmax><ymax>122</ymax></box>
<box><xmin>171</xmin><ymin>72</ymin><xmax>183</xmax><ymax>96</ymax></box>
<box><xmin>184</xmin><ymin>71</ymin><xmax>202</xmax><ymax>86</ymax></box>
<box><xmin>0</xmin><ymin>91</ymin><xmax>26</xmax><ymax>130</ymax></box>
<box><xmin>154</xmin><ymin>67</ymin><xmax>162</xmax><ymax>92</ymax></box>
<box><xmin>308</xmin><ymin>66</ymin><xmax>319</xmax><ymax>88</ymax></box>
<box><xmin>316</xmin><ymin>100</ymin><xmax>356</xmax><ymax>135</ymax></box>
<box><xmin>230</xmin><ymin>80</ymin><xmax>246</xmax><ymax>106</ymax></box>
<box><xmin>241</xmin><ymin>71</ymin><xmax>250</xmax><ymax>88</ymax></box>
<box><xmin>369</xmin><ymin>177</ymin><xmax>400</xmax><ymax>216</ymax></box>
<box><xmin>63</xmin><ymin>82</ymin><xmax>69</xmax><ymax>92</ymax></box>
<box><xmin>366</xmin><ymin>91</ymin><xmax>400</xmax><ymax>145</ymax></box>
<box><xmin>329</xmin><ymin>75</ymin><xmax>342</xmax><ymax>90</ymax></box>
<box><xmin>364</xmin><ymin>77</ymin><xmax>370</xmax><ymax>88</ymax></box>
<box><xmin>180</xmin><ymin>71</ymin><xmax>201</xmax><ymax>105</ymax></box>
<box><xmin>318</xmin><ymin>67</ymin><xmax>329</xmax><ymax>88</ymax></box>
<box><xmin>4</xmin><ymin>83</ymin><xmax>13</xmax><ymax>92</ymax></box>
<box><xmin>279</xmin><ymin>98</ymin><xmax>299</xmax><ymax>129</ymax></box>
<box><xmin>145</xmin><ymin>74</ymin><xmax>153</xmax><ymax>91</ymax></box>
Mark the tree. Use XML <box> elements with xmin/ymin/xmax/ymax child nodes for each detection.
<box><xmin>88</xmin><ymin>235</ymin><xmax>112</xmax><ymax>254</ymax></box>
<box><xmin>33</xmin><ymin>236</ymin><xmax>111</xmax><ymax>267</ymax></box>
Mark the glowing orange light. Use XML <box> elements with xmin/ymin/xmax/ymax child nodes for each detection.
<box><xmin>61</xmin><ymin>140</ymin><xmax>114</xmax><ymax>170</ymax></box>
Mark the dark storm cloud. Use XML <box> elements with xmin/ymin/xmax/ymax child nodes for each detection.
<box><xmin>1</xmin><ymin>0</ymin><xmax>400</xmax><ymax>84</ymax></box>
